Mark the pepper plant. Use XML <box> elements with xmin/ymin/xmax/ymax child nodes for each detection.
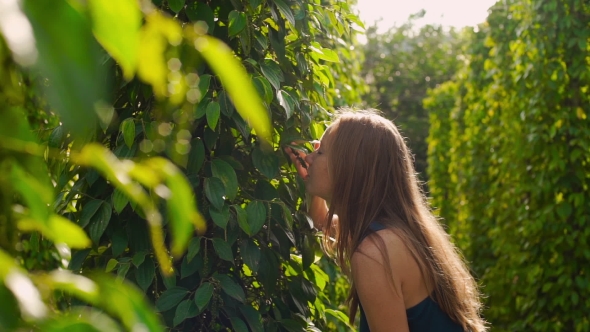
<box><xmin>0</xmin><ymin>0</ymin><xmax>365</xmax><ymax>330</ymax></box>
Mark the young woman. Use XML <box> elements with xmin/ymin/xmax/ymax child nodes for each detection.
<box><xmin>285</xmin><ymin>110</ymin><xmax>487</xmax><ymax>332</ymax></box>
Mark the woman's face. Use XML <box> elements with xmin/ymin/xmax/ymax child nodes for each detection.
<box><xmin>304</xmin><ymin>127</ymin><xmax>334</xmax><ymax>201</ymax></box>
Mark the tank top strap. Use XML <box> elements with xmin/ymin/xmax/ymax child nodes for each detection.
<box><xmin>361</xmin><ymin>221</ymin><xmax>386</xmax><ymax>241</ymax></box>
<box><xmin>368</xmin><ymin>221</ymin><xmax>386</xmax><ymax>232</ymax></box>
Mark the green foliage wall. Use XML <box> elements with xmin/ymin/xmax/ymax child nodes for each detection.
<box><xmin>362</xmin><ymin>16</ymin><xmax>466</xmax><ymax>177</ymax></box>
<box><xmin>426</xmin><ymin>0</ymin><xmax>590</xmax><ymax>330</ymax></box>
<box><xmin>0</xmin><ymin>0</ymin><xmax>365</xmax><ymax>330</ymax></box>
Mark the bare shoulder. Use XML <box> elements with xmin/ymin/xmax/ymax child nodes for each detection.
<box><xmin>351</xmin><ymin>228</ymin><xmax>417</xmax><ymax>290</ymax></box>
<box><xmin>352</xmin><ymin>229</ymin><xmax>411</xmax><ymax>267</ymax></box>
<box><xmin>351</xmin><ymin>229</ymin><xmax>411</xmax><ymax>331</ymax></box>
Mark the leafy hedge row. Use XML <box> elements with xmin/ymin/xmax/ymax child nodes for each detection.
<box><xmin>426</xmin><ymin>0</ymin><xmax>590</xmax><ymax>330</ymax></box>
<box><xmin>362</xmin><ymin>16</ymin><xmax>466</xmax><ymax>178</ymax></box>
<box><xmin>0</xmin><ymin>0</ymin><xmax>365</xmax><ymax>330</ymax></box>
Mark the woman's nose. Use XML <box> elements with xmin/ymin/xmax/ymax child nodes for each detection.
<box><xmin>305</xmin><ymin>153</ymin><xmax>313</xmax><ymax>165</ymax></box>
<box><xmin>311</xmin><ymin>140</ymin><xmax>320</xmax><ymax>151</ymax></box>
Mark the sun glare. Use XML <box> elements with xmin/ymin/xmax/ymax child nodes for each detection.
<box><xmin>355</xmin><ymin>0</ymin><xmax>498</xmax><ymax>33</ymax></box>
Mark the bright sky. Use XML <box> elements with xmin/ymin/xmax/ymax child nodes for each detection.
<box><xmin>355</xmin><ymin>0</ymin><xmax>498</xmax><ymax>33</ymax></box>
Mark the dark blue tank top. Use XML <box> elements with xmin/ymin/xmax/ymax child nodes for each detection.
<box><xmin>358</xmin><ymin>222</ymin><xmax>464</xmax><ymax>332</ymax></box>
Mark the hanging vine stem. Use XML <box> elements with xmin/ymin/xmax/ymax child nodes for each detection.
<box><xmin>266</xmin><ymin>201</ymin><xmax>272</xmax><ymax>241</ymax></box>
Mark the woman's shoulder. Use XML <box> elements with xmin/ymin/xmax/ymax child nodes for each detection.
<box><xmin>353</xmin><ymin>226</ymin><xmax>412</xmax><ymax>266</ymax></box>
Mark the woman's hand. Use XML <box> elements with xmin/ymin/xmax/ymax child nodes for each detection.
<box><xmin>284</xmin><ymin>141</ymin><xmax>333</xmax><ymax>232</ymax></box>
<box><xmin>284</xmin><ymin>144</ymin><xmax>309</xmax><ymax>180</ymax></box>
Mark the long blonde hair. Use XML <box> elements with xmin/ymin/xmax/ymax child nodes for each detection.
<box><xmin>321</xmin><ymin>110</ymin><xmax>487</xmax><ymax>331</ymax></box>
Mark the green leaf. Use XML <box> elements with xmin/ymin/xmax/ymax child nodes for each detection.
<box><xmin>229</xmin><ymin>317</ymin><xmax>249</xmax><ymax>332</ymax></box>
<box><xmin>173</xmin><ymin>299</ymin><xmax>198</xmax><ymax>326</ymax></box>
<box><xmin>88</xmin><ymin>202</ymin><xmax>113</xmax><ymax>244</ymax></box>
<box><xmin>145</xmin><ymin>158</ymin><xmax>206</xmax><ymax>256</ymax></box>
<box><xmin>296</xmin><ymin>53</ymin><xmax>308</xmax><ymax>75</ymax></box>
<box><xmin>206</xmin><ymin>101</ymin><xmax>221</xmax><ymax>130</ymax></box>
<box><xmin>325</xmin><ymin>309</ymin><xmax>355</xmax><ymax>329</ymax></box>
<box><xmin>156</xmin><ymin>287</ymin><xmax>189</xmax><ymax>312</ymax></box>
<box><xmin>310</xmin><ymin>264</ymin><xmax>328</xmax><ymax>291</ymax></box>
<box><xmin>69</xmin><ymin>249</ymin><xmax>90</xmax><ymax>271</ymax></box>
<box><xmin>277</xmin><ymin>90</ymin><xmax>295</xmax><ymax>119</ymax></box>
<box><xmin>181</xmin><ymin>255</ymin><xmax>202</xmax><ymax>278</ymax></box>
<box><xmin>120</xmin><ymin>118</ymin><xmax>136</xmax><ymax>148</ymax></box>
<box><xmin>233</xmin><ymin>205</ymin><xmax>250</xmax><ymax>235</ymax></box>
<box><xmin>88</xmin><ymin>0</ymin><xmax>141</xmax><ymax>80</ymax></box>
<box><xmin>279</xmin><ymin>319</ymin><xmax>306</xmax><ymax>332</ymax></box>
<box><xmin>252</xmin><ymin>76</ymin><xmax>273</xmax><ymax>104</ymax></box>
<box><xmin>187</xmin><ymin>138</ymin><xmax>205</xmax><ymax>174</ymax></box>
<box><xmin>198</xmin><ymin>74</ymin><xmax>212</xmax><ymax>100</ymax></box>
<box><xmin>302</xmin><ymin>234</ymin><xmax>314</xmax><ymax>271</ymax></box>
<box><xmin>168</xmin><ymin>0</ymin><xmax>185</xmax><ymax>13</ymax></box>
<box><xmin>39</xmin><ymin>308</ymin><xmax>124</xmax><ymax>332</ymax></box>
<box><xmin>48</xmin><ymin>125</ymin><xmax>65</xmax><ymax>148</ymax></box>
<box><xmin>345</xmin><ymin>13</ymin><xmax>365</xmax><ymax>28</ymax></box>
<box><xmin>232</xmin><ymin>111</ymin><xmax>251</xmax><ymax>139</ymax></box>
<box><xmin>253</xmin><ymin>30</ymin><xmax>268</xmax><ymax>51</ymax></box>
<box><xmin>194</xmin><ymin>282</ymin><xmax>214</xmax><ymax>311</ymax></box>
<box><xmin>80</xmin><ymin>199</ymin><xmax>104</xmax><ymax>228</ymax></box>
<box><xmin>309</xmin><ymin>42</ymin><xmax>340</xmax><ymax>63</ymax></box>
<box><xmin>132</xmin><ymin>251</ymin><xmax>147</xmax><ymax>267</ymax></box>
<box><xmin>187</xmin><ymin>237</ymin><xmax>201</xmax><ymax>262</ymax></box>
<box><xmin>288</xmin><ymin>281</ymin><xmax>309</xmax><ymax>315</ymax></box>
<box><xmin>161</xmin><ymin>271</ymin><xmax>177</xmax><ymax>289</ymax></box>
<box><xmin>90</xmin><ymin>274</ymin><xmax>163</xmax><ymax>331</ymax></box>
<box><xmin>217</xmin><ymin>274</ymin><xmax>245</xmax><ymax>303</ymax></box>
<box><xmin>0</xmin><ymin>285</ymin><xmax>19</xmax><ymax>331</ymax></box>
<box><xmin>211</xmin><ymin>159</ymin><xmax>238</xmax><ymax>200</ymax></box>
<box><xmin>281</xmin><ymin>204</ymin><xmax>293</xmax><ymax>231</ymax></box>
<box><xmin>252</xmin><ymin>148</ymin><xmax>279</xmax><ymax>178</ymax></box>
<box><xmin>204</xmin><ymin>177</ymin><xmax>226</xmax><ymax>209</ymax></box>
<box><xmin>218</xmin><ymin>155</ymin><xmax>244</xmax><ymax>170</ymax></box>
<box><xmin>0</xmin><ymin>251</ymin><xmax>44</xmax><ymax>317</ymax></box>
<box><xmin>137</xmin><ymin>11</ymin><xmax>185</xmax><ymax>97</ymax></box>
<box><xmin>0</xmin><ymin>109</ymin><xmax>46</xmax><ymax>194</ymax></box>
<box><xmin>39</xmin><ymin>318</ymin><xmax>108</xmax><ymax>332</ymax></box>
<box><xmin>239</xmin><ymin>304</ymin><xmax>264</xmax><ymax>332</ymax></box>
<box><xmin>105</xmin><ymin>259</ymin><xmax>118</xmax><ymax>273</ymax></box>
<box><xmin>211</xmin><ymin>238</ymin><xmax>234</xmax><ymax>262</ymax></box>
<box><xmin>18</xmin><ymin>214</ymin><xmax>91</xmax><ymax>249</ymax></box>
<box><xmin>273</xmin><ymin>0</ymin><xmax>295</xmax><ymax>26</ymax></box>
<box><xmin>310</xmin><ymin>121</ymin><xmax>325</xmax><ymax>140</ymax></box>
<box><xmin>10</xmin><ymin>163</ymin><xmax>52</xmax><ymax>223</ymax></box>
<box><xmin>246</xmin><ymin>201</ymin><xmax>267</xmax><ymax>235</ymax></box>
<box><xmin>259</xmin><ymin>59</ymin><xmax>284</xmax><ymax>91</ymax></box>
<box><xmin>117</xmin><ymin>262</ymin><xmax>131</xmax><ymax>279</ymax></box>
<box><xmin>218</xmin><ymin>90</ymin><xmax>234</xmax><ymax>116</ymax></box>
<box><xmin>49</xmin><ymin>274</ymin><xmax>97</xmax><ymax>312</ymax></box>
<box><xmin>228</xmin><ymin>11</ymin><xmax>247</xmax><ymax>37</ymax></box>
<box><xmin>210</xmin><ymin>203</ymin><xmax>230</xmax><ymax>229</ymax></box>
<box><xmin>112</xmin><ymin>188</ymin><xmax>129</xmax><ymax>214</ymax></box>
<box><xmin>136</xmin><ymin>256</ymin><xmax>155</xmax><ymax>291</ymax></box>
<box><xmin>186</xmin><ymin>3</ymin><xmax>214</xmax><ymax>33</ymax></box>
<box><xmin>24</xmin><ymin>0</ymin><xmax>104</xmax><ymax>142</ymax></box>
<box><xmin>194</xmin><ymin>35</ymin><xmax>271</xmax><ymax>144</ymax></box>
<box><xmin>240</xmin><ymin>239</ymin><xmax>261</xmax><ymax>273</ymax></box>
<box><xmin>96</xmin><ymin>104</ymin><xmax>114</xmax><ymax>132</ymax></box>
<box><xmin>85</xmin><ymin>169</ymin><xmax>99</xmax><ymax>186</ymax></box>
<box><xmin>195</xmin><ymin>99</ymin><xmax>209</xmax><ymax>119</ymax></box>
